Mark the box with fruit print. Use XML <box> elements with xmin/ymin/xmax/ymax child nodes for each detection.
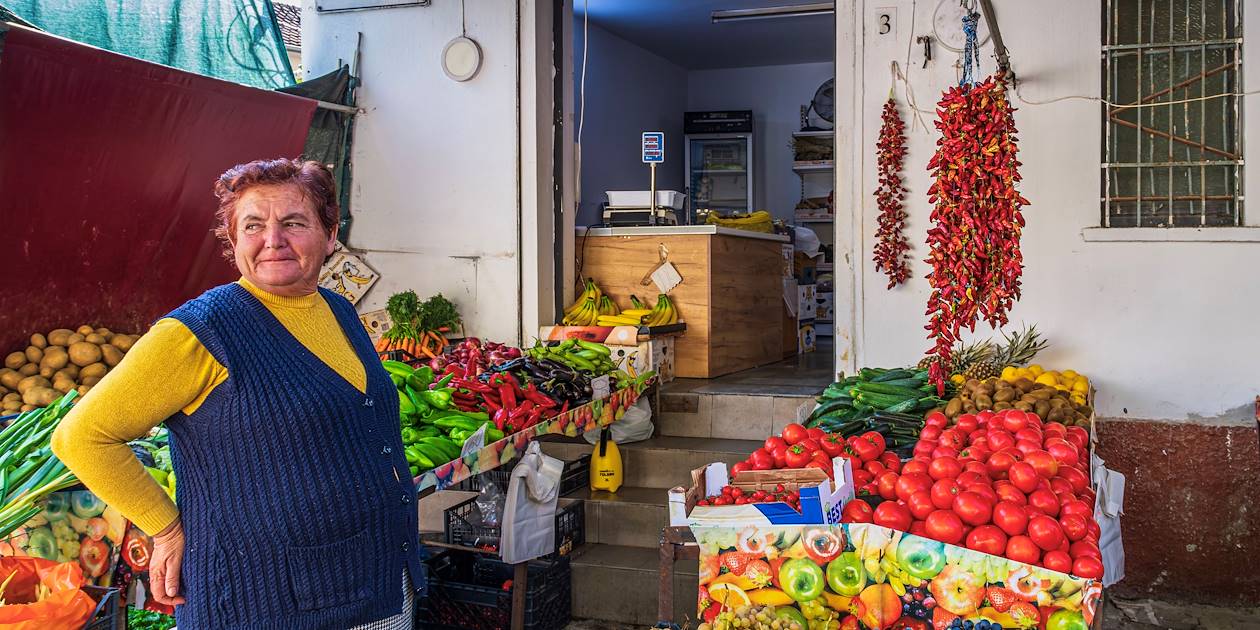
<box><xmin>668</xmin><ymin>457</ymin><xmax>855</xmax><ymax>527</ymax></box>
<box><xmin>694</xmin><ymin>523</ymin><xmax>1101</xmax><ymax>630</ymax></box>
<box><xmin>0</xmin><ymin>489</ymin><xmax>125</xmax><ymax>586</ymax></box>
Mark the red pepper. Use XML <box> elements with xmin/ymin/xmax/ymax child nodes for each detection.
<box><xmin>499</xmin><ymin>383</ymin><xmax>517</xmax><ymax>410</ymax></box>
<box><xmin>493</xmin><ymin>408</ymin><xmax>509</xmax><ymax>431</ymax></box>
<box><xmin>521</xmin><ymin>382</ymin><xmax>558</xmax><ymax>407</ymax></box>
<box><xmin>483</xmin><ymin>396</ymin><xmax>502</xmax><ymax>412</ymax></box>
<box><xmin>524</xmin><ymin>406</ymin><xmax>544</xmax><ymax>429</ymax></box>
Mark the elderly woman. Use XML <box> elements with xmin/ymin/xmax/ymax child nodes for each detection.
<box><xmin>52</xmin><ymin>159</ymin><xmax>421</xmax><ymax>629</ymax></box>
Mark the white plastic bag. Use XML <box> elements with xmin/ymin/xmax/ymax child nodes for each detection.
<box><xmin>499</xmin><ymin>441</ymin><xmax>563</xmax><ymax>564</ymax></box>
<box><xmin>583</xmin><ymin>396</ymin><xmax>654</xmax><ymax>445</ymax></box>
<box><xmin>1090</xmin><ymin>452</ymin><xmax>1126</xmax><ymax>586</ymax></box>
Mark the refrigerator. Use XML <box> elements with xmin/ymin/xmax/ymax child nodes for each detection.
<box><xmin>684</xmin><ymin>111</ymin><xmax>754</xmax><ymax>223</ymax></box>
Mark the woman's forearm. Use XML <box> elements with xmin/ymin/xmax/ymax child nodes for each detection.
<box><xmin>51</xmin><ymin>319</ymin><xmax>224</xmax><ymax>536</ymax></box>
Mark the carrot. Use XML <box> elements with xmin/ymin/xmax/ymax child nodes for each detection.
<box><xmin>375</xmin><ymin>337</ymin><xmax>390</xmax><ymax>352</ymax></box>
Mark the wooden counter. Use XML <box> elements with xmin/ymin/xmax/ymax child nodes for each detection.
<box><xmin>577</xmin><ymin>226</ymin><xmax>788</xmax><ymax>378</ymax></box>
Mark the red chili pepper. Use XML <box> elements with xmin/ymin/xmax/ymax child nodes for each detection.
<box><xmin>484</xmin><ymin>396</ymin><xmax>502</xmax><ymax>412</ymax></box>
<box><xmin>873</xmin><ymin>96</ymin><xmax>911</xmax><ymax>289</ymax></box>
<box><xmin>499</xmin><ymin>383</ymin><xmax>517</xmax><ymax>410</ymax></box>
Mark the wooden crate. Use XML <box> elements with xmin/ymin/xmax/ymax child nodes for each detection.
<box><xmin>578</xmin><ymin>232</ymin><xmax>783</xmax><ymax>378</ymax></box>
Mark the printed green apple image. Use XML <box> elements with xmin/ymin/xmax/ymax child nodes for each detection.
<box><xmin>896</xmin><ymin>536</ymin><xmax>946</xmax><ymax>580</ymax></box>
<box><xmin>779</xmin><ymin>558</ymin><xmax>825</xmax><ymax>602</ymax></box>
<box><xmin>826</xmin><ymin>552</ymin><xmax>867</xmax><ymax>596</ymax></box>
<box><xmin>1046</xmin><ymin>609</ymin><xmax>1089</xmax><ymax>630</ymax></box>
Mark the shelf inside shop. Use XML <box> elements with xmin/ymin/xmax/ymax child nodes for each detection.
<box><xmin>695</xmin><ymin>169</ymin><xmax>746</xmax><ymax>174</ymax></box>
<box><xmin>796</xmin><ymin>216</ymin><xmax>834</xmax><ymax>223</ymax></box>
<box><xmin>792</xmin><ymin>130</ymin><xmax>834</xmax><ymax>137</ymax></box>
<box><xmin>793</xmin><ymin>160</ymin><xmax>834</xmax><ymax>173</ymax></box>
<box><xmin>817</xmin><ymin>263</ymin><xmax>833</xmax><ymax>271</ymax></box>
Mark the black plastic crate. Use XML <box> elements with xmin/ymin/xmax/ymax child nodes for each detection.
<box><xmin>417</xmin><ymin>549</ymin><xmax>571</xmax><ymax>630</ymax></box>
<box><xmin>443</xmin><ymin>496</ymin><xmax>585</xmax><ymax>557</ymax></box>
<box><xmin>454</xmin><ymin>454</ymin><xmax>591</xmax><ymax>497</ymax></box>
<box><xmin>82</xmin><ymin>585</ymin><xmax>121</xmax><ymax>630</ymax></box>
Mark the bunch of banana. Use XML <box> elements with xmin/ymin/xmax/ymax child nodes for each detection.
<box><xmin>597</xmin><ymin>306</ymin><xmax>652</xmax><ymax>327</ymax></box>
<box><xmin>643</xmin><ymin>294</ymin><xmax>680</xmax><ymax>326</ymax></box>
<box><xmin>562</xmin><ymin>279</ymin><xmax>603</xmax><ymax>324</ymax></box>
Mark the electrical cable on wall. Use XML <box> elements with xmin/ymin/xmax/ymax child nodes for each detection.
<box><xmin>573</xmin><ymin>0</ymin><xmax>590</xmax><ymax>292</ymax></box>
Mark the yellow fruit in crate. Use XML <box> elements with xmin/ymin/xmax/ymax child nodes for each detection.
<box><xmin>1027</xmin><ymin>364</ymin><xmax>1045</xmax><ymax>377</ymax></box>
<box><xmin>1072</xmin><ymin>380</ymin><xmax>1089</xmax><ymax>394</ymax></box>
<box><xmin>1000</xmin><ymin>366</ymin><xmax>1018</xmax><ymax>381</ymax></box>
<box><xmin>1061</xmin><ymin>369</ymin><xmax>1079</xmax><ymax>380</ymax></box>
<box><xmin>1054</xmin><ymin>385</ymin><xmax>1069</xmax><ymax>393</ymax></box>
<box><xmin>1016</xmin><ymin>368</ymin><xmax>1034</xmax><ymax>381</ymax></box>
<box><xmin>1034</xmin><ymin>373</ymin><xmax>1058</xmax><ymax>387</ymax></box>
<box><xmin>950</xmin><ymin>374</ymin><xmax>966</xmax><ymax>386</ymax></box>
<box><xmin>1070</xmin><ymin>393</ymin><xmax>1086</xmax><ymax>406</ymax></box>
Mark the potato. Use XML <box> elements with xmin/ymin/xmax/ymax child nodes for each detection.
<box><xmin>56</xmin><ymin>365</ymin><xmax>80</xmax><ymax>380</ymax></box>
<box><xmin>30</xmin><ymin>333</ymin><xmax>47</xmax><ymax>349</ymax></box>
<box><xmin>38</xmin><ymin>366</ymin><xmax>54</xmax><ymax>379</ymax></box>
<box><xmin>80</xmin><ymin>363</ymin><xmax>108</xmax><ymax>380</ymax></box>
<box><xmin>76</xmin><ymin>325</ymin><xmax>95</xmax><ymax>336</ymax></box>
<box><xmin>75</xmin><ymin>385</ymin><xmax>91</xmax><ymax>396</ymax></box>
<box><xmin>22</xmin><ymin>386</ymin><xmax>57</xmax><ymax>407</ymax></box>
<box><xmin>25</xmin><ymin>346</ymin><xmax>44</xmax><ymax>364</ymax></box>
<box><xmin>0</xmin><ymin>369</ymin><xmax>20</xmax><ymax>390</ymax></box>
<box><xmin>52</xmin><ymin>378</ymin><xmax>76</xmax><ymax>394</ymax></box>
<box><xmin>4</xmin><ymin>352</ymin><xmax>25</xmax><ymax>369</ymax></box>
<box><xmin>17</xmin><ymin>363</ymin><xmax>37</xmax><ymax>377</ymax></box>
<box><xmin>2</xmin><ymin>392</ymin><xmax>18</xmax><ymax>403</ymax></box>
<box><xmin>39</xmin><ymin>347</ymin><xmax>68</xmax><ymax>371</ymax></box>
<box><xmin>19</xmin><ymin>404</ymin><xmax>35</xmax><ymax>412</ymax></box>
<box><xmin>80</xmin><ymin>376</ymin><xmax>102</xmax><ymax>387</ymax></box>
<box><xmin>94</xmin><ymin>327</ymin><xmax>111</xmax><ymax>337</ymax></box>
<box><xmin>69</xmin><ymin>342</ymin><xmax>102</xmax><ymax>367</ymax></box>
<box><xmin>17</xmin><ymin>375</ymin><xmax>51</xmax><ymax>395</ymax></box>
<box><xmin>110</xmin><ymin>335</ymin><xmax>136</xmax><ymax>352</ymax></box>
<box><xmin>2</xmin><ymin>402</ymin><xmax>20</xmax><ymax>413</ymax></box>
<box><xmin>84</xmin><ymin>333</ymin><xmax>107</xmax><ymax>345</ymax></box>
<box><xmin>47</xmin><ymin>329</ymin><xmax>74</xmax><ymax>347</ymax></box>
<box><xmin>101</xmin><ymin>344</ymin><xmax>124</xmax><ymax>367</ymax></box>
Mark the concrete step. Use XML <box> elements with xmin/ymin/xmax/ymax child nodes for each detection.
<box><xmin>569</xmin><ymin>543</ymin><xmax>698</xmax><ymax>628</ymax></box>
<box><xmin>657</xmin><ymin>389</ymin><xmax>816</xmax><ymax>441</ymax></box>
<box><xmin>564</xmin><ymin>485</ymin><xmax>669</xmax><ymax>549</ymax></box>
<box><xmin>539</xmin><ymin>435</ymin><xmax>762</xmax><ymax>489</ymax></box>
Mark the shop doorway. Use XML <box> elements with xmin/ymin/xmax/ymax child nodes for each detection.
<box><xmin>564</xmin><ymin>1</ymin><xmax>838</xmax><ymax>393</ymax></box>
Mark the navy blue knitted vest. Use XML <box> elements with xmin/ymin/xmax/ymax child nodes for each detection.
<box><xmin>163</xmin><ymin>283</ymin><xmax>422</xmax><ymax>629</ymax></box>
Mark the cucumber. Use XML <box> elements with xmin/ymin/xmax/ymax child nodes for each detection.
<box><xmin>855</xmin><ymin>381</ymin><xmax>930</xmax><ymax>398</ymax></box>
<box><xmin>883</xmin><ymin>398</ymin><xmax>920</xmax><ymax>414</ymax></box>
<box><xmin>870</xmin><ymin>368</ymin><xmax>916</xmax><ymax>383</ymax></box>
<box><xmin>855</xmin><ymin>391</ymin><xmax>915</xmax><ymax>409</ymax></box>
<box><xmin>810</xmin><ymin>398</ymin><xmax>853</xmax><ymax>419</ymax></box>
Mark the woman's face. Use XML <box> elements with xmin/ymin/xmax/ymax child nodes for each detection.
<box><xmin>231</xmin><ymin>184</ymin><xmax>337</xmax><ymax>296</ymax></box>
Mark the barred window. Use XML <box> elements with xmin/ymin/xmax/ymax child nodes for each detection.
<box><xmin>1102</xmin><ymin>0</ymin><xmax>1242</xmax><ymax>227</ymax></box>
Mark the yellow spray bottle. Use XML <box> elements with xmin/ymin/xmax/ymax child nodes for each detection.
<box><xmin>590</xmin><ymin>426</ymin><xmax>623</xmax><ymax>493</ymax></box>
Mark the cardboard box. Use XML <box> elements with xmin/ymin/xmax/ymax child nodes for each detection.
<box><xmin>781</xmin><ymin>244</ymin><xmax>795</xmax><ymax>277</ymax></box>
<box><xmin>794</xmin><ymin>252</ymin><xmax>817</xmax><ymax>284</ymax></box>
<box><xmin>816</xmin><ymin>290</ymin><xmax>834</xmax><ymax>322</ymax></box>
<box><xmin>667</xmin><ymin>457</ymin><xmax>854</xmax><ymax>527</ymax></box>
<box><xmin>607</xmin><ymin>336</ymin><xmax>675</xmax><ymax>383</ymax></box>
<box><xmin>692</xmin><ymin>523</ymin><xmax>1104</xmax><ymax>629</ymax></box>
<box><xmin>797</xmin><ymin>284</ymin><xmax>816</xmax><ymax>323</ymax></box>
<box><xmin>0</xmin><ymin>489</ymin><xmax>127</xmax><ymax>586</ymax></box>
<box><xmin>799</xmin><ymin>323</ymin><xmax>816</xmax><ymax>353</ymax></box>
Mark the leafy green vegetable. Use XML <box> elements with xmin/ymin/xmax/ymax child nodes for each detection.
<box><xmin>128</xmin><ymin>607</ymin><xmax>176</xmax><ymax>630</ymax></box>
<box><xmin>418</xmin><ymin>293</ymin><xmax>461</xmax><ymax>332</ymax></box>
<box><xmin>385</xmin><ymin>291</ymin><xmax>421</xmax><ymax>340</ymax></box>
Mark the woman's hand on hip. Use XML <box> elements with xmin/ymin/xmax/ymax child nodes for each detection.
<box><xmin>150</xmin><ymin>518</ymin><xmax>187</xmax><ymax>606</ymax></box>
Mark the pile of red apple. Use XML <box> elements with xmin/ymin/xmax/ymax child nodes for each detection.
<box><xmin>729</xmin><ymin>423</ymin><xmax>897</xmax><ymax>482</ymax></box>
<box><xmin>696</xmin><ymin>484</ymin><xmax>802</xmax><ymax>507</ymax></box>
<box><xmin>840</xmin><ymin>408</ymin><xmax>1105</xmax><ymax>580</ymax></box>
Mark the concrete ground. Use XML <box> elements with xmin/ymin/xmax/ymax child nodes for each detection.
<box><xmin>563</xmin><ymin>596</ymin><xmax>1260</xmax><ymax>630</ymax></box>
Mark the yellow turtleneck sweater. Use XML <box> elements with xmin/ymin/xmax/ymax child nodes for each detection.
<box><xmin>51</xmin><ymin>278</ymin><xmax>366</xmax><ymax>536</ymax></box>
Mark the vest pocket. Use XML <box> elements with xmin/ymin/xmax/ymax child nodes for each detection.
<box><xmin>285</xmin><ymin>528</ymin><xmax>374</xmax><ymax>610</ymax></box>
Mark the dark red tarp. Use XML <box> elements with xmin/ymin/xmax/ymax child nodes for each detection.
<box><xmin>0</xmin><ymin>25</ymin><xmax>316</xmax><ymax>352</ymax></box>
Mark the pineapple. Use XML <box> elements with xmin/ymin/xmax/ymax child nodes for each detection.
<box><xmin>995</xmin><ymin>324</ymin><xmax>1048</xmax><ymax>367</ymax></box>
<box><xmin>953</xmin><ymin>339</ymin><xmax>995</xmax><ymax>378</ymax></box>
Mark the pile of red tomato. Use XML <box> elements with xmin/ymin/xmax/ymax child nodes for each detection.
<box><xmin>696</xmin><ymin>484</ymin><xmax>803</xmax><ymax>508</ymax></box>
<box><xmin>730</xmin><ymin>423</ymin><xmax>897</xmax><ymax>483</ymax></box>
<box><xmin>840</xmin><ymin>408</ymin><xmax>1105</xmax><ymax>580</ymax></box>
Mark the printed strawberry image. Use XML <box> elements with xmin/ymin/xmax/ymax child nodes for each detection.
<box><xmin>986</xmin><ymin>586</ymin><xmax>1020</xmax><ymax>613</ymax></box>
<box><xmin>1007</xmin><ymin>600</ymin><xmax>1040</xmax><ymax>628</ymax></box>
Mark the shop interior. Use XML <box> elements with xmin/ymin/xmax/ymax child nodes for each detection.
<box><xmin>572</xmin><ymin>1</ymin><xmax>837</xmax><ymax>393</ymax></box>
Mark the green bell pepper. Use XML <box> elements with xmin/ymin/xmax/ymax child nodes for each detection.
<box><xmin>400</xmin><ymin>427</ymin><xmax>422</xmax><ymax>444</ymax></box>
<box><xmin>435</xmin><ymin>373</ymin><xmax>455</xmax><ymax>388</ymax></box>
<box><xmin>406</xmin><ymin>366</ymin><xmax>434</xmax><ymax>391</ymax></box>
<box><xmin>418</xmin><ymin>388</ymin><xmax>453</xmax><ymax>410</ymax></box>
<box><xmin>398</xmin><ymin>390</ymin><xmax>417</xmax><ymax>416</ymax></box>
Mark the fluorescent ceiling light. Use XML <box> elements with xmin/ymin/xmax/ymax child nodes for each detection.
<box><xmin>711</xmin><ymin>2</ymin><xmax>834</xmax><ymax>23</ymax></box>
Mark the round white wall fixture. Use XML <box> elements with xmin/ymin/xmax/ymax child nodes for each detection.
<box><xmin>442</xmin><ymin>36</ymin><xmax>482</xmax><ymax>82</ymax></box>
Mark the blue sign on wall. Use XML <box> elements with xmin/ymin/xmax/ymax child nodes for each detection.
<box><xmin>641</xmin><ymin>131</ymin><xmax>664</xmax><ymax>163</ymax></box>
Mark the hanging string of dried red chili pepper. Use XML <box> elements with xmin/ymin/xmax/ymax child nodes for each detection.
<box><xmin>873</xmin><ymin>97</ymin><xmax>910</xmax><ymax>288</ymax></box>
<box><xmin>923</xmin><ymin>73</ymin><xmax>1029</xmax><ymax>393</ymax></box>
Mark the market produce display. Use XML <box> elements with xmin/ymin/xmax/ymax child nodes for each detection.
<box><xmin>1</xmin><ymin>326</ymin><xmax>137</xmax><ymax>412</ymax></box>
<box><xmin>695</xmin><ymin>523</ymin><xmax>1100</xmax><ymax>630</ymax></box>
<box><xmin>937</xmin><ymin>376</ymin><xmax>1092</xmax><ymax>428</ymax></box>
<box><xmin>806</xmin><ymin>368</ymin><xmax>942</xmax><ymax>444</ymax></box>
<box><xmin>920</xmin><ymin>326</ymin><xmax>1046</xmax><ymax>384</ymax></box>
<box><xmin>842</xmin><ymin>408</ymin><xmax>1102</xmax><ymax>580</ymax></box>
<box><xmin>2</xmin><ymin>488</ymin><xmax>121</xmax><ymax>583</ymax></box>
<box><xmin>873</xmin><ymin>97</ymin><xmax>910</xmax><ymax>289</ymax></box>
<box><xmin>718</xmin><ymin>423</ymin><xmax>902</xmax><ymax>500</ymax></box>
<box><xmin>923</xmin><ymin>74</ymin><xmax>1028</xmax><ymax>393</ymax></box>
<box><xmin>384</xmin><ymin>359</ymin><xmax>504</xmax><ymax>476</ymax></box>
<box><xmin>0</xmin><ymin>392</ymin><xmax>80</xmax><ymax>537</ymax></box>
<box><xmin>374</xmin><ymin>290</ymin><xmax>461</xmax><ymax>358</ymax></box>
<box><xmin>562</xmin><ymin>278</ymin><xmax>679</xmax><ymax>326</ymax></box>
<box><xmin>129</xmin><ymin>432</ymin><xmax>176</xmax><ymax>503</ymax></box>
<box><xmin>127</xmin><ymin>607</ymin><xmax>177</xmax><ymax>630</ymax></box>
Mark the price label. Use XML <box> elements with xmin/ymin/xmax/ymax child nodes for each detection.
<box><xmin>592</xmin><ymin>375</ymin><xmax>612</xmax><ymax>400</ymax></box>
<box><xmin>460</xmin><ymin>423</ymin><xmax>487</xmax><ymax>458</ymax></box>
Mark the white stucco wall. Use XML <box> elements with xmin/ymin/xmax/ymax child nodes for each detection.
<box><xmin>303</xmin><ymin>0</ymin><xmax>524</xmax><ymax>343</ymax></box>
<box><xmin>835</xmin><ymin>0</ymin><xmax>1260</xmax><ymax>422</ymax></box>
<box><xmin>688</xmin><ymin>62</ymin><xmax>836</xmax><ymax>220</ymax></box>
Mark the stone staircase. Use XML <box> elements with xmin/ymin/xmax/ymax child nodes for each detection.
<box><xmin>546</xmin><ymin>386</ymin><xmax>819</xmax><ymax>627</ymax></box>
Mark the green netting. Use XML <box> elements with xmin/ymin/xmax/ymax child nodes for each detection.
<box><xmin>1</xmin><ymin>0</ymin><xmax>294</xmax><ymax>89</ymax></box>
<box><xmin>279</xmin><ymin>65</ymin><xmax>357</xmax><ymax>242</ymax></box>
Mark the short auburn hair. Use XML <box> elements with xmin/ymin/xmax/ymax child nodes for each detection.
<box><xmin>212</xmin><ymin>158</ymin><xmax>339</xmax><ymax>259</ymax></box>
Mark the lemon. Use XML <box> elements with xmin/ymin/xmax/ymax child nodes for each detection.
<box><xmin>1034</xmin><ymin>373</ymin><xmax>1058</xmax><ymax>387</ymax></box>
<box><xmin>1028</xmin><ymin>364</ymin><xmax>1045</xmax><ymax>377</ymax></box>
<box><xmin>1001</xmin><ymin>366</ymin><xmax>1018</xmax><ymax>381</ymax></box>
<box><xmin>1061</xmin><ymin>369</ymin><xmax>1079</xmax><ymax>380</ymax></box>
<box><xmin>708</xmin><ymin>582</ymin><xmax>752</xmax><ymax>608</ymax></box>
<box><xmin>1016</xmin><ymin>368</ymin><xmax>1033</xmax><ymax>381</ymax></box>
<box><xmin>1072</xmin><ymin>380</ymin><xmax>1089</xmax><ymax>393</ymax></box>
<box><xmin>1054</xmin><ymin>384</ymin><xmax>1069</xmax><ymax>392</ymax></box>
